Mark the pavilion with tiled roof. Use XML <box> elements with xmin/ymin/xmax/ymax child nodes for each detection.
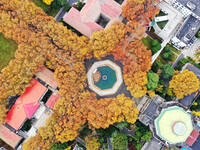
<box><xmin>6</xmin><ymin>79</ymin><xmax>47</xmax><ymax>130</ymax></box>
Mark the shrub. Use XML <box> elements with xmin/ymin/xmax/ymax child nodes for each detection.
<box><xmin>151</xmin><ymin>39</ymin><xmax>161</xmax><ymax>55</ymax></box>
<box><xmin>147</xmin><ymin>71</ymin><xmax>159</xmax><ymax>90</ymax></box>
<box><xmin>162</xmin><ymin>51</ymin><xmax>173</xmax><ymax>61</ymax></box>
<box><xmin>85</xmin><ymin>137</ymin><xmax>100</xmax><ymax>150</ymax></box>
<box><xmin>161</xmin><ymin>64</ymin><xmax>174</xmax><ymax>79</ymax></box>
<box><xmin>196</xmin><ymin>30</ymin><xmax>200</xmax><ymax>38</ymax></box>
<box><xmin>110</xmin><ymin>131</ymin><xmax>128</xmax><ymax>150</ymax></box>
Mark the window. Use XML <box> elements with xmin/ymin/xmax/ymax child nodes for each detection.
<box><xmin>114</xmin><ymin>0</ymin><xmax>124</xmax><ymax>5</ymax></box>
<box><xmin>95</xmin><ymin>14</ymin><xmax>110</xmax><ymax>28</ymax></box>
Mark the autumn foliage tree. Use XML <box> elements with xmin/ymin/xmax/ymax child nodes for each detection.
<box><xmin>86</xmin><ymin>22</ymin><xmax>126</xmax><ymax>59</ymax></box>
<box><xmin>85</xmin><ymin>137</ymin><xmax>100</xmax><ymax>150</ymax></box>
<box><xmin>113</xmin><ymin>39</ymin><xmax>152</xmax><ymax>98</ymax></box>
<box><xmin>122</xmin><ymin>0</ymin><xmax>160</xmax><ymax>24</ymax></box>
<box><xmin>0</xmin><ymin>0</ymin><xmax>157</xmax><ymax>149</ymax></box>
<box><xmin>53</xmin><ymin>92</ymin><xmax>138</xmax><ymax>143</ymax></box>
<box><xmin>169</xmin><ymin>69</ymin><xmax>200</xmax><ymax>99</ymax></box>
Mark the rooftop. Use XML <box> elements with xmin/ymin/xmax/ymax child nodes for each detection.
<box><xmin>176</xmin><ymin>0</ymin><xmax>200</xmax><ymax>16</ymax></box>
<box><xmin>185</xmin><ymin>129</ymin><xmax>199</xmax><ymax>146</ymax></box>
<box><xmin>154</xmin><ymin>106</ymin><xmax>193</xmax><ymax>145</ymax></box>
<box><xmin>6</xmin><ymin>79</ymin><xmax>47</xmax><ymax>130</ymax></box>
<box><xmin>0</xmin><ymin>125</ymin><xmax>22</xmax><ymax>149</ymax></box>
<box><xmin>63</xmin><ymin>0</ymin><xmax>125</xmax><ymax>37</ymax></box>
<box><xmin>139</xmin><ymin>96</ymin><xmax>164</xmax><ymax>126</ymax></box>
<box><xmin>176</xmin><ymin>15</ymin><xmax>200</xmax><ymax>45</ymax></box>
<box><xmin>45</xmin><ymin>92</ymin><xmax>61</xmax><ymax>109</ymax></box>
<box><xmin>190</xmin><ymin>133</ymin><xmax>200</xmax><ymax>150</ymax></box>
<box><xmin>35</xmin><ymin>67</ymin><xmax>58</xmax><ymax>89</ymax></box>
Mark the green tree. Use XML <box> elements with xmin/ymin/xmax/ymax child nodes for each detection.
<box><xmin>162</xmin><ymin>51</ymin><xmax>173</xmax><ymax>61</ymax></box>
<box><xmin>151</xmin><ymin>39</ymin><xmax>161</xmax><ymax>55</ymax></box>
<box><xmin>141</xmin><ymin>131</ymin><xmax>152</xmax><ymax>142</ymax></box>
<box><xmin>116</xmin><ymin>121</ymin><xmax>128</xmax><ymax>129</ymax></box>
<box><xmin>161</xmin><ymin>64</ymin><xmax>174</xmax><ymax>79</ymax></box>
<box><xmin>52</xmin><ymin>0</ymin><xmax>66</xmax><ymax>7</ymax></box>
<box><xmin>196</xmin><ymin>30</ymin><xmax>200</xmax><ymax>38</ymax></box>
<box><xmin>152</xmin><ymin>60</ymin><xmax>162</xmax><ymax>72</ymax></box>
<box><xmin>147</xmin><ymin>71</ymin><xmax>159</xmax><ymax>90</ymax></box>
<box><xmin>164</xmin><ymin>45</ymin><xmax>170</xmax><ymax>52</ymax></box>
<box><xmin>50</xmin><ymin>142</ymin><xmax>68</xmax><ymax>150</ymax></box>
<box><xmin>76</xmin><ymin>1</ymin><xmax>85</xmax><ymax>11</ymax></box>
<box><xmin>135</xmin><ymin>143</ymin><xmax>143</xmax><ymax>150</ymax></box>
<box><xmin>110</xmin><ymin>131</ymin><xmax>128</xmax><ymax>150</ymax></box>
<box><xmin>176</xmin><ymin>58</ymin><xmax>189</xmax><ymax>70</ymax></box>
<box><xmin>56</xmin><ymin>0</ymin><xmax>66</xmax><ymax>6</ymax></box>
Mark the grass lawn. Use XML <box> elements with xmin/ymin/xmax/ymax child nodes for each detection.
<box><xmin>157</xmin><ymin>20</ymin><xmax>168</xmax><ymax>30</ymax></box>
<box><xmin>0</xmin><ymin>33</ymin><xmax>17</xmax><ymax>71</ymax></box>
<box><xmin>142</xmin><ymin>36</ymin><xmax>153</xmax><ymax>49</ymax></box>
<box><xmin>33</xmin><ymin>0</ymin><xmax>60</xmax><ymax>17</ymax></box>
<box><xmin>159</xmin><ymin>56</ymin><xmax>167</xmax><ymax>65</ymax></box>
<box><xmin>167</xmin><ymin>44</ymin><xmax>181</xmax><ymax>55</ymax></box>
<box><xmin>171</xmin><ymin>53</ymin><xmax>178</xmax><ymax>62</ymax></box>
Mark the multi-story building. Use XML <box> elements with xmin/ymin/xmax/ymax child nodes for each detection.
<box><xmin>170</xmin><ymin>0</ymin><xmax>200</xmax><ymax>48</ymax></box>
<box><xmin>63</xmin><ymin>0</ymin><xmax>127</xmax><ymax>37</ymax></box>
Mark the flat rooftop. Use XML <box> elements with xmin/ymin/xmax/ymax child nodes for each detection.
<box><xmin>176</xmin><ymin>15</ymin><xmax>200</xmax><ymax>44</ymax></box>
<box><xmin>177</xmin><ymin>0</ymin><xmax>200</xmax><ymax>16</ymax></box>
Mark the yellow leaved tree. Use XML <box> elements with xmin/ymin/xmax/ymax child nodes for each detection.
<box><xmin>169</xmin><ymin>69</ymin><xmax>200</xmax><ymax>99</ymax></box>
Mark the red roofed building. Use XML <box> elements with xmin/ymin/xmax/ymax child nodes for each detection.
<box><xmin>46</xmin><ymin>92</ymin><xmax>61</xmax><ymax>109</ymax></box>
<box><xmin>36</xmin><ymin>67</ymin><xmax>58</xmax><ymax>89</ymax></box>
<box><xmin>0</xmin><ymin>125</ymin><xmax>22</xmax><ymax>149</ymax></box>
<box><xmin>185</xmin><ymin>129</ymin><xmax>199</xmax><ymax>146</ymax></box>
<box><xmin>63</xmin><ymin>0</ymin><xmax>127</xmax><ymax>37</ymax></box>
<box><xmin>6</xmin><ymin>79</ymin><xmax>47</xmax><ymax>130</ymax></box>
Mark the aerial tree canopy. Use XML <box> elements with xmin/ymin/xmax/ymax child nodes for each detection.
<box><xmin>169</xmin><ymin>69</ymin><xmax>200</xmax><ymax>99</ymax></box>
<box><xmin>161</xmin><ymin>64</ymin><xmax>174</xmax><ymax>79</ymax></box>
<box><xmin>147</xmin><ymin>71</ymin><xmax>159</xmax><ymax>90</ymax></box>
<box><xmin>0</xmin><ymin>0</ymin><xmax>160</xmax><ymax>149</ymax></box>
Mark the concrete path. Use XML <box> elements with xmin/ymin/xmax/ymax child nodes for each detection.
<box><xmin>172</xmin><ymin>53</ymin><xmax>184</xmax><ymax>68</ymax></box>
<box><xmin>152</xmin><ymin>35</ymin><xmax>172</xmax><ymax>63</ymax></box>
<box><xmin>155</xmin><ymin>1</ymin><xmax>183</xmax><ymax>39</ymax></box>
<box><xmin>181</xmin><ymin>39</ymin><xmax>200</xmax><ymax>58</ymax></box>
<box><xmin>55</xmin><ymin>6</ymin><xmax>66</xmax><ymax>22</ymax></box>
<box><xmin>75</xmin><ymin>137</ymin><xmax>85</xmax><ymax>146</ymax></box>
<box><xmin>68</xmin><ymin>0</ymin><xmax>78</xmax><ymax>5</ymax></box>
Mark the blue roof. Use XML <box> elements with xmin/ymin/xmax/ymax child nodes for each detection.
<box><xmin>177</xmin><ymin>0</ymin><xmax>200</xmax><ymax>17</ymax></box>
<box><xmin>190</xmin><ymin>135</ymin><xmax>200</xmax><ymax>150</ymax></box>
<box><xmin>176</xmin><ymin>15</ymin><xmax>200</xmax><ymax>44</ymax></box>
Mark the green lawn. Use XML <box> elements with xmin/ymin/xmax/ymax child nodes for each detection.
<box><xmin>156</xmin><ymin>11</ymin><xmax>168</xmax><ymax>30</ymax></box>
<box><xmin>142</xmin><ymin>36</ymin><xmax>153</xmax><ymax>49</ymax></box>
<box><xmin>33</xmin><ymin>0</ymin><xmax>60</xmax><ymax>17</ymax></box>
<box><xmin>0</xmin><ymin>33</ymin><xmax>17</xmax><ymax>71</ymax></box>
<box><xmin>167</xmin><ymin>44</ymin><xmax>181</xmax><ymax>55</ymax></box>
<box><xmin>157</xmin><ymin>20</ymin><xmax>168</xmax><ymax>30</ymax></box>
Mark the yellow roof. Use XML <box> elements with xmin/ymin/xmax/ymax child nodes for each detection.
<box><xmin>155</xmin><ymin>106</ymin><xmax>193</xmax><ymax>144</ymax></box>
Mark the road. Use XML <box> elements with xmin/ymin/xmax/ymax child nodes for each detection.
<box><xmin>181</xmin><ymin>39</ymin><xmax>200</xmax><ymax>58</ymax></box>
